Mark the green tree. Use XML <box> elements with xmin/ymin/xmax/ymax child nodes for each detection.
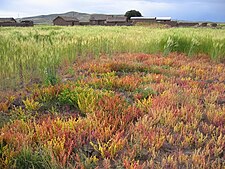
<box><xmin>125</xmin><ymin>10</ymin><xmax>142</xmax><ymax>20</ymax></box>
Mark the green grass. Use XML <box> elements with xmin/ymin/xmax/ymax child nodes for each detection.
<box><xmin>0</xmin><ymin>26</ymin><xmax>225</xmax><ymax>90</ymax></box>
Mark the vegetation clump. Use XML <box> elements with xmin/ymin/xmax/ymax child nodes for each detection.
<box><xmin>125</xmin><ymin>10</ymin><xmax>142</xmax><ymax>20</ymax></box>
<box><xmin>0</xmin><ymin>53</ymin><xmax>224</xmax><ymax>168</ymax></box>
<box><xmin>1</xmin><ymin>26</ymin><xmax>225</xmax><ymax>90</ymax></box>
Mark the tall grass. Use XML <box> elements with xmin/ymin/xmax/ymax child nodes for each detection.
<box><xmin>0</xmin><ymin>26</ymin><xmax>225</xmax><ymax>90</ymax></box>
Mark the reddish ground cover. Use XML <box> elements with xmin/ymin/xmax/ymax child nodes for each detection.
<box><xmin>0</xmin><ymin>53</ymin><xmax>224</xmax><ymax>168</ymax></box>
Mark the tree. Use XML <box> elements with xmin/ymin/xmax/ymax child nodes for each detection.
<box><xmin>125</xmin><ymin>10</ymin><xmax>142</xmax><ymax>20</ymax></box>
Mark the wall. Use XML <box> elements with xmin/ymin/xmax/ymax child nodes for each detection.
<box><xmin>53</xmin><ymin>18</ymin><xmax>73</xmax><ymax>26</ymax></box>
<box><xmin>0</xmin><ymin>22</ymin><xmax>33</xmax><ymax>27</ymax></box>
<box><xmin>178</xmin><ymin>22</ymin><xmax>199</xmax><ymax>27</ymax></box>
<box><xmin>132</xmin><ymin>20</ymin><xmax>156</xmax><ymax>24</ymax></box>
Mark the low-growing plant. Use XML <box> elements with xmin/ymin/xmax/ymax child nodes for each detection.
<box><xmin>12</xmin><ymin>147</ymin><xmax>53</xmax><ymax>169</ymax></box>
<box><xmin>23</xmin><ymin>98</ymin><xmax>41</xmax><ymax>111</ymax></box>
<box><xmin>135</xmin><ymin>96</ymin><xmax>153</xmax><ymax>112</ymax></box>
<box><xmin>58</xmin><ymin>86</ymin><xmax>112</xmax><ymax>114</ymax></box>
<box><xmin>134</xmin><ymin>87</ymin><xmax>157</xmax><ymax>100</ymax></box>
<box><xmin>90</xmin><ymin>132</ymin><xmax>126</xmax><ymax>159</ymax></box>
<box><xmin>0</xmin><ymin>49</ymin><xmax>225</xmax><ymax>168</ymax></box>
<box><xmin>11</xmin><ymin>107</ymin><xmax>33</xmax><ymax>121</ymax></box>
<box><xmin>0</xmin><ymin>143</ymin><xmax>15</xmax><ymax>169</ymax></box>
<box><xmin>77</xmin><ymin>153</ymin><xmax>99</xmax><ymax>169</ymax></box>
<box><xmin>44</xmin><ymin>68</ymin><xmax>59</xmax><ymax>86</ymax></box>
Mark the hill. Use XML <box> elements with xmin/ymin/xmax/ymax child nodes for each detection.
<box><xmin>18</xmin><ymin>11</ymin><xmax>91</xmax><ymax>25</ymax></box>
<box><xmin>18</xmin><ymin>11</ymin><xmax>125</xmax><ymax>25</ymax></box>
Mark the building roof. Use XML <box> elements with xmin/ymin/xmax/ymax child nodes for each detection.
<box><xmin>53</xmin><ymin>16</ymin><xmax>79</xmax><ymax>22</ymax></box>
<box><xmin>90</xmin><ymin>14</ymin><xmax>109</xmax><ymax>21</ymax></box>
<box><xmin>0</xmin><ymin>18</ymin><xmax>16</xmax><ymax>23</ymax></box>
<box><xmin>156</xmin><ymin>17</ymin><xmax>172</xmax><ymax>21</ymax></box>
<box><xmin>106</xmin><ymin>16</ymin><xmax>127</xmax><ymax>23</ymax></box>
<box><xmin>130</xmin><ymin>17</ymin><xmax>156</xmax><ymax>20</ymax></box>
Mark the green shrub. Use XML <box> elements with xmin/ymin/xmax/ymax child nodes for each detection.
<box><xmin>135</xmin><ymin>87</ymin><xmax>157</xmax><ymax>99</ymax></box>
<box><xmin>44</xmin><ymin>68</ymin><xmax>59</xmax><ymax>86</ymax></box>
<box><xmin>12</xmin><ymin>147</ymin><xmax>54</xmax><ymax>169</ymax></box>
<box><xmin>58</xmin><ymin>86</ymin><xmax>111</xmax><ymax>114</ymax></box>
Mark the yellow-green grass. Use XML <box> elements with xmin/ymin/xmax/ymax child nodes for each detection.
<box><xmin>0</xmin><ymin>26</ymin><xmax>225</xmax><ymax>90</ymax></box>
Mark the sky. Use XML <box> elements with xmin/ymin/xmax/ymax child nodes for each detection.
<box><xmin>0</xmin><ymin>0</ymin><xmax>224</xmax><ymax>22</ymax></box>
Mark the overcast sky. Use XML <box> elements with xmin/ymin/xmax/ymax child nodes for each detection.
<box><xmin>0</xmin><ymin>0</ymin><xmax>224</xmax><ymax>22</ymax></box>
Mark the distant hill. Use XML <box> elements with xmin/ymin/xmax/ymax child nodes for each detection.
<box><xmin>17</xmin><ymin>11</ymin><xmax>91</xmax><ymax>25</ymax></box>
<box><xmin>17</xmin><ymin>11</ymin><xmax>125</xmax><ymax>25</ymax></box>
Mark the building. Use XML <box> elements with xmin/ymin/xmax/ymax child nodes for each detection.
<box><xmin>130</xmin><ymin>17</ymin><xmax>156</xmax><ymax>24</ymax></box>
<box><xmin>105</xmin><ymin>16</ymin><xmax>127</xmax><ymax>26</ymax></box>
<box><xmin>0</xmin><ymin>18</ymin><xmax>17</xmax><ymax>26</ymax></box>
<box><xmin>0</xmin><ymin>18</ymin><xmax>17</xmax><ymax>23</ymax></box>
<box><xmin>210</xmin><ymin>23</ymin><xmax>217</xmax><ymax>27</ymax></box>
<box><xmin>200</xmin><ymin>22</ymin><xmax>208</xmax><ymax>27</ymax></box>
<box><xmin>20</xmin><ymin>20</ymin><xmax>34</xmax><ymax>27</ymax></box>
<box><xmin>0</xmin><ymin>18</ymin><xmax>34</xmax><ymax>27</ymax></box>
<box><xmin>79</xmin><ymin>21</ymin><xmax>90</xmax><ymax>26</ymax></box>
<box><xmin>53</xmin><ymin>16</ymin><xmax>79</xmax><ymax>26</ymax></box>
<box><xmin>89</xmin><ymin>14</ymin><xmax>109</xmax><ymax>25</ymax></box>
<box><xmin>156</xmin><ymin>17</ymin><xmax>172</xmax><ymax>22</ymax></box>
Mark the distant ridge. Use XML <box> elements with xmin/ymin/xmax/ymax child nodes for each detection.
<box><xmin>17</xmin><ymin>11</ymin><xmax>125</xmax><ymax>25</ymax></box>
<box><xmin>17</xmin><ymin>11</ymin><xmax>91</xmax><ymax>25</ymax></box>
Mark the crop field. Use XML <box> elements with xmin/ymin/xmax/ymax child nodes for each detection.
<box><xmin>0</xmin><ymin>26</ymin><xmax>225</xmax><ymax>90</ymax></box>
<box><xmin>0</xmin><ymin>26</ymin><xmax>225</xmax><ymax>168</ymax></box>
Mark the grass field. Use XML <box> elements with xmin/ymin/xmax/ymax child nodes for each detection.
<box><xmin>0</xmin><ymin>26</ymin><xmax>225</xmax><ymax>90</ymax></box>
<box><xmin>0</xmin><ymin>26</ymin><xmax>225</xmax><ymax>168</ymax></box>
